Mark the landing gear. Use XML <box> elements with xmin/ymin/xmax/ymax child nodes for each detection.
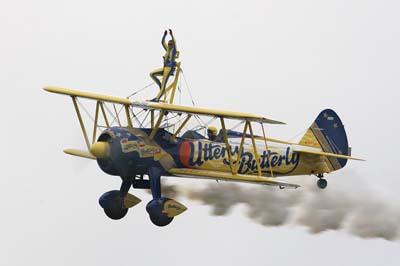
<box><xmin>99</xmin><ymin>190</ymin><xmax>129</xmax><ymax>220</ymax></box>
<box><xmin>98</xmin><ymin>168</ymin><xmax>186</xmax><ymax>225</ymax></box>
<box><xmin>147</xmin><ymin>198</ymin><xmax>174</xmax><ymax>227</ymax></box>
<box><xmin>146</xmin><ymin>167</ymin><xmax>187</xmax><ymax>227</ymax></box>
<box><xmin>317</xmin><ymin>177</ymin><xmax>328</xmax><ymax>189</ymax></box>
<box><xmin>99</xmin><ymin>177</ymin><xmax>137</xmax><ymax>220</ymax></box>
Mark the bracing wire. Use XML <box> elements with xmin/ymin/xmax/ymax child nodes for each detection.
<box><xmin>127</xmin><ymin>82</ymin><xmax>155</xmax><ymax>99</ymax></box>
<box><xmin>129</xmin><ymin>107</ymin><xmax>142</xmax><ymax>127</ymax></box>
<box><xmin>288</xmin><ymin>128</ymin><xmax>308</xmax><ymax>142</ymax></box>
<box><xmin>180</xmin><ymin>69</ymin><xmax>196</xmax><ymax>107</ymax></box>
<box><xmin>140</xmin><ymin>110</ymin><xmax>150</xmax><ymax>128</ymax></box>
<box><xmin>232</xmin><ymin>120</ymin><xmax>245</xmax><ymax>131</ymax></box>
<box><xmin>103</xmin><ymin>103</ymin><xmax>119</xmax><ymax>126</ymax></box>
<box><xmin>77</xmin><ymin>99</ymin><xmax>95</xmax><ymax>123</ymax></box>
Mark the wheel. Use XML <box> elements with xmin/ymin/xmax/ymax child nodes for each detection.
<box><xmin>149</xmin><ymin>214</ymin><xmax>173</xmax><ymax>227</ymax></box>
<box><xmin>99</xmin><ymin>190</ymin><xmax>129</xmax><ymax>220</ymax></box>
<box><xmin>146</xmin><ymin>198</ymin><xmax>175</xmax><ymax>226</ymax></box>
<box><xmin>317</xmin><ymin>178</ymin><xmax>328</xmax><ymax>189</ymax></box>
<box><xmin>104</xmin><ymin>207</ymin><xmax>128</xmax><ymax>220</ymax></box>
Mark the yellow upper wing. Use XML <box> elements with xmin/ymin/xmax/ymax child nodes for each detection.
<box><xmin>44</xmin><ymin>87</ymin><xmax>285</xmax><ymax>124</ymax></box>
<box><xmin>44</xmin><ymin>86</ymin><xmax>131</xmax><ymax>105</ymax></box>
<box><xmin>131</xmin><ymin>101</ymin><xmax>286</xmax><ymax>124</ymax></box>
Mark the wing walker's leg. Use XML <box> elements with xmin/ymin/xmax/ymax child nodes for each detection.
<box><xmin>153</xmin><ymin>67</ymin><xmax>172</xmax><ymax>102</ymax></box>
<box><xmin>149</xmin><ymin>68</ymin><xmax>163</xmax><ymax>89</ymax></box>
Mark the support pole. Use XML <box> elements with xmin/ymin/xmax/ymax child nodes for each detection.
<box><xmin>169</xmin><ymin>62</ymin><xmax>181</xmax><ymax>104</ymax></box>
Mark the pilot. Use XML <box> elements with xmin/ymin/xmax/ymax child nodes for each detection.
<box><xmin>150</xmin><ymin>29</ymin><xmax>178</xmax><ymax>102</ymax></box>
<box><xmin>207</xmin><ymin>126</ymin><xmax>218</xmax><ymax>141</ymax></box>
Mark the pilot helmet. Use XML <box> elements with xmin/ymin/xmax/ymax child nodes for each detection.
<box><xmin>207</xmin><ymin>126</ymin><xmax>217</xmax><ymax>135</ymax></box>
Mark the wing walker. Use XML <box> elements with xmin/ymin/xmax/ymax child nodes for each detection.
<box><xmin>44</xmin><ymin>31</ymin><xmax>363</xmax><ymax>226</ymax></box>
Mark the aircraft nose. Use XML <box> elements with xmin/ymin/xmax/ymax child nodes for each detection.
<box><xmin>90</xmin><ymin>141</ymin><xmax>110</xmax><ymax>158</ymax></box>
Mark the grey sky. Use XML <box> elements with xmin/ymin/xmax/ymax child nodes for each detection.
<box><xmin>1</xmin><ymin>0</ymin><xmax>400</xmax><ymax>265</ymax></box>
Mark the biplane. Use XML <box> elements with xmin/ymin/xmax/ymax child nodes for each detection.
<box><xmin>44</xmin><ymin>60</ymin><xmax>363</xmax><ymax>227</ymax></box>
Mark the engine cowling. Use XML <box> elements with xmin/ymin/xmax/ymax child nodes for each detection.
<box><xmin>91</xmin><ymin>127</ymin><xmax>155</xmax><ymax>177</ymax></box>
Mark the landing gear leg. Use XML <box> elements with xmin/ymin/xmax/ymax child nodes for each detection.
<box><xmin>316</xmin><ymin>174</ymin><xmax>328</xmax><ymax>189</ymax></box>
<box><xmin>146</xmin><ymin>167</ymin><xmax>174</xmax><ymax>227</ymax></box>
<box><xmin>99</xmin><ymin>177</ymin><xmax>134</xmax><ymax>220</ymax></box>
<box><xmin>120</xmin><ymin>176</ymin><xmax>133</xmax><ymax>197</ymax></box>
<box><xmin>149</xmin><ymin>167</ymin><xmax>162</xmax><ymax>199</ymax></box>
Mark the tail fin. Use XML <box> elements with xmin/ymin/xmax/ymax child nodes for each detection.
<box><xmin>299</xmin><ymin>109</ymin><xmax>349</xmax><ymax>170</ymax></box>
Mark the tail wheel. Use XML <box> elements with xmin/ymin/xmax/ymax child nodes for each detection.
<box><xmin>317</xmin><ymin>178</ymin><xmax>328</xmax><ymax>189</ymax></box>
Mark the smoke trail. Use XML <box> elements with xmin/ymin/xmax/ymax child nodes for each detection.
<box><xmin>171</xmin><ymin>174</ymin><xmax>400</xmax><ymax>241</ymax></box>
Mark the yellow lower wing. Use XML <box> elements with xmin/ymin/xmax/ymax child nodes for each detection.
<box><xmin>64</xmin><ymin>149</ymin><xmax>96</xmax><ymax>159</ymax></box>
<box><xmin>168</xmin><ymin>168</ymin><xmax>300</xmax><ymax>188</ymax></box>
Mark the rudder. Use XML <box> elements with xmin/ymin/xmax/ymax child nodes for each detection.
<box><xmin>299</xmin><ymin>109</ymin><xmax>349</xmax><ymax>170</ymax></box>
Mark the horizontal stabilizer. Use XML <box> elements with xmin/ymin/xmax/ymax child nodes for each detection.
<box><xmin>64</xmin><ymin>148</ymin><xmax>96</xmax><ymax>159</ymax></box>
<box><xmin>168</xmin><ymin>168</ymin><xmax>300</xmax><ymax>188</ymax></box>
<box><xmin>293</xmin><ymin>147</ymin><xmax>365</xmax><ymax>161</ymax></box>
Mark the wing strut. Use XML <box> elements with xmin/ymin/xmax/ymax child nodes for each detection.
<box><xmin>220</xmin><ymin>117</ymin><xmax>234</xmax><ymax>173</ymax></box>
<box><xmin>150</xmin><ymin>110</ymin><xmax>166</xmax><ymax>140</ymax></box>
<box><xmin>248</xmin><ymin>121</ymin><xmax>262</xmax><ymax>177</ymax></box>
<box><xmin>92</xmin><ymin>101</ymin><xmax>100</xmax><ymax>144</ymax></box>
<box><xmin>233</xmin><ymin>121</ymin><xmax>249</xmax><ymax>174</ymax></box>
<box><xmin>72</xmin><ymin>96</ymin><xmax>90</xmax><ymax>151</ymax></box>
<box><xmin>261</xmin><ymin>123</ymin><xmax>274</xmax><ymax>178</ymax></box>
<box><xmin>171</xmin><ymin>114</ymin><xmax>192</xmax><ymax>142</ymax></box>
